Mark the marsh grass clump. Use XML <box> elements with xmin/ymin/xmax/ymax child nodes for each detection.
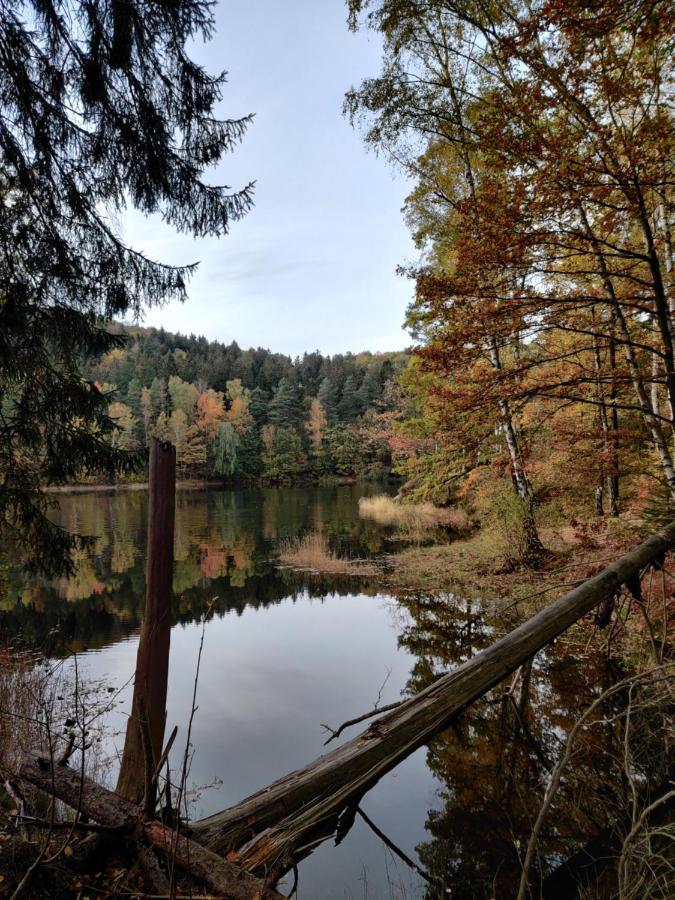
<box><xmin>358</xmin><ymin>495</ymin><xmax>468</xmax><ymax>540</ymax></box>
<box><xmin>278</xmin><ymin>531</ymin><xmax>378</xmax><ymax>576</ymax></box>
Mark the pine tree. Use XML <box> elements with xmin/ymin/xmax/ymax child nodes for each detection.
<box><xmin>0</xmin><ymin>0</ymin><xmax>252</xmax><ymax>574</ymax></box>
<box><xmin>338</xmin><ymin>376</ymin><xmax>361</xmax><ymax>422</ymax></box>
<box><xmin>317</xmin><ymin>377</ymin><xmax>339</xmax><ymax>422</ymax></box>
<box><xmin>357</xmin><ymin>364</ymin><xmax>382</xmax><ymax>410</ymax></box>
<box><xmin>268</xmin><ymin>378</ymin><xmax>303</xmax><ymax>427</ymax></box>
<box><xmin>249</xmin><ymin>387</ymin><xmax>270</xmax><ymax>428</ymax></box>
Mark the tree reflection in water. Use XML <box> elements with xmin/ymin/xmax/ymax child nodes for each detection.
<box><xmin>0</xmin><ymin>485</ymin><xmax>392</xmax><ymax>654</ymax></box>
<box><xmin>1</xmin><ymin>487</ymin><xmax>671</xmax><ymax>898</ymax></box>
<box><xmin>396</xmin><ymin>591</ymin><xmax>672</xmax><ymax>898</ymax></box>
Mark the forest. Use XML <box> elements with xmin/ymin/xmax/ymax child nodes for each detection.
<box><xmin>0</xmin><ymin>1</ymin><xmax>674</xmax><ymax>899</ymax></box>
<box><xmin>84</xmin><ymin>324</ymin><xmax>408</xmax><ymax>484</ymax></box>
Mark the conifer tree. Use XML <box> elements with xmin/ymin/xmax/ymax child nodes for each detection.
<box><xmin>0</xmin><ymin>0</ymin><xmax>252</xmax><ymax>572</ymax></box>
<box><xmin>249</xmin><ymin>387</ymin><xmax>270</xmax><ymax>428</ymax></box>
<box><xmin>338</xmin><ymin>376</ymin><xmax>361</xmax><ymax>422</ymax></box>
<box><xmin>318</xmin><ymin>377</ymin><xmax>339</xmax><ymax>423</ymax></box>
<box><xmin>268</xmin><ymin>378</ymin><xmax>303</xmax><ymax>428</ymax></box>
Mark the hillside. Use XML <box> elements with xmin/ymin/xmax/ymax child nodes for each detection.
<box><xmin>82</xmin><ymin>324</ymin><xmax>409</xmax><ymax>483</ymax></box>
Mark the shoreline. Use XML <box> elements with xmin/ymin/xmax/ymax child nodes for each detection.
<box><xmin>43</xmin><ymin>479</ymin><xmax>225</xmax><ymax>495</ymax></box>
<box><xmin>43</xmin><ymin>475</ymin><xmax>397</xmax><ymax>496</ymax></box>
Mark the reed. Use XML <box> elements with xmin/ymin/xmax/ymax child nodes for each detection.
<box><xmin>278</xmin><ymin>532</ymin><xmax>377</xmax><ymax>576</ymax></box>
<box><xmin>358</xmin><ymin>495</ymin><xmax>467</xmax><ymax>534</ymax></box>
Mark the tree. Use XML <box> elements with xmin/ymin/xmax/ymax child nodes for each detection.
<box><xmin>225</xmin><ymin>379</ymin><xmax>253</xmax><ymax>434</ymax></box>
<box><xmin>140</xmin><ymin>386</ymin><xmax>154</xmax><ymax>443</ymax></box>
<box><xmin>261</xmin><ymin>425</ymin><xmax>306</xmax><ymax>483</ymax></box>
<box><xmin>324</xmin><ymin>424</ymin><xmax>366</xmax><ymax>477</ymax></box>
<box><xmin>180</xmin><ymin>425</ymin><xmax>207</xmax><ymax>475</ymax></box>
<box><xmin>196</xmin><ymin>388</ymin><xmax>227</xmax><ymax>442</ymax></box>
<box><xmin>168</xmin><ymin>376</ymin><xmax>199</xmax><ymax>421</ymax></box>
<box><xmin>268</xmin><ymin>378</ymin><xmax>303</xmax><ymax>428</ymax></box>
<box><xmin>306</xmin><ymin>398</ymin><xmax>327</xmax><ymax>454</ymax></box>
<box><xmin>338</xmin><ymin>376</ymin><xmax>361</xmax><ymax>422</ymax></box>
<box><xmin>108</xmin><ymin>402</ymin><xmax>138</xmax><ymax>452</ymax></box>
<box><xmin>0</xmin><ymin>0</ymin><xmax>252</xmax><ymax>573</ymax></box>
<box><xmin>348</xmin><ymin>0</ymin><xmax>674</xmax><ymax>511</ymax></box>
<box><xmin>249</xmin><ymin>387</ymin><xmax>270</xmax><ymax>428</ymax></box>
<box><xmin>357</xmin><ymin>363</ymin><xmax>382</xmax><ymax>410</ymax></box>
<box><xmin>317</xmin><ymin>377</ymin><xmax>339</xmax><ymax>423</ymax></box>
<box><xmin>213</xmin><ymin>422</ymin><xmax>241</xmax><ymax>477</ymax></box>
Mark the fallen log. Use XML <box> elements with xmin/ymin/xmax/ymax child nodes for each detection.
<box><xmin>190</xmin><ymin>523</ymin><xmax>675</xmax><ymax>872</ymax></box>
<box><xmin>18</xmin><ymin>753</ymin><xmax>284</xmax><ymax>900</ymax></box>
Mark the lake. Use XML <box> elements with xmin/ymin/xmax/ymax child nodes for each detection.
<box><xmin>0</xmin><ymin>485</ymin><xmax>634</xmax><ymax>898</ymax></box>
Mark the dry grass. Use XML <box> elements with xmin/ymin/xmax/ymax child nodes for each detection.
<box><xmin>358</xmin><ymin>495</ymin><xmax>468</xmax><ymax>536</ymax></box>
<box><xmin>278</xmin><ymin>531</ymin><xmax>379</xmax><ymax>576</ymax></box>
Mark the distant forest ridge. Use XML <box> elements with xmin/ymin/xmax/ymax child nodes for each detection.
<box><xmin>82</xmin><ymin>323</ymin><xmax>410</xmax><ymax>483</ymax></box>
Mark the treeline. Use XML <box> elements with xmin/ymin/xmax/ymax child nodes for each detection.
<box><xmin>84</xmin><ymin>325</ymin><xmax>408</xmax><ymax>483</ymax></box>
<box><xmin>348</xmin><ymin>0</ymin><xmax>675</xmax><ymax>548</ymax></box>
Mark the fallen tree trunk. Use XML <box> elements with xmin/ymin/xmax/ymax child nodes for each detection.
<box><xmin>18</xmin><ymin>754</ymin><xmax>284</xmax><ymax>900</ymax></box>
<box><xmin>191</xmin><ymin>523</ymin><xmax>675</xmax><ymax>872</ymax></box>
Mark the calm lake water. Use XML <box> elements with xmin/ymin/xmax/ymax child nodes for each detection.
<box><xmin>1</xmin><ymin>485</ymin><xmax>638</xmax><ymax>898</ymax></box>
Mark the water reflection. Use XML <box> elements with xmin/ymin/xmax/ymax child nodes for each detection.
<box><xmin>395</xmin><ymin>593</ymin><xmax>670</xmax><ymax>899</ymax></box>
<box><xmin>1</xmin><ymin>487</ymin><xmax>668</xmax><ymax>899</ymax></box>
<box><xmin>0</xmin><ymin>484</ymin><xmax>394</xmax><ymax>654</ymax></box>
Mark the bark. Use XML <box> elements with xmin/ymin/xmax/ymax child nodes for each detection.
<box><xmin>18</xmin><ymin>753</ymin><xmax>284</xmax><ymax>900</ymax></box>
<box><xmin>191</xmin><ymin>523</ymin><xmax>675</xmax><ymax>872</ymax></box>
<box><xmin>635</xmin><ymin>197</ymin><xmax>675</xmax><ymax>418</ymax></box>
<box><xmin>117</xmin><ymin>438</ymin><xmax>176</xmax><ymax>803</ymax></box>
<box><xmin>607</xmin><ymin>327</ymin><xmax>620</xmax><ymax>508</ymax></box>
<box><xmin>592</xmin><ymin>322</ymin><xmax>618</xmax><ymax>516</ymax></box>
<box><xmin>595</xmin><ymin>486</ymin><xmax>604</xmax><ymax>517</ymax></box>
<box><xmin>487</xmin><ymin>335</ymin><xmax>544</xmax><ymax>558</ymax></box>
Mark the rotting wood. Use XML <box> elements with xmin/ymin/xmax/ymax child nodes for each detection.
<box><xmin>190</xmin><ymin>523</ymin><xmax>675</xmax><ymax>872</ymax></box>
<box><xmin>18</xmin><ymin>753</ymin><xmax>285</xmax><ymax>900</ymax></box>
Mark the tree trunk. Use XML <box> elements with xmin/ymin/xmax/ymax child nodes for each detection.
<box><xmin>18</xmin><ymin>754</ymin><xmax>285</xmax><ymax>900</ymax></box>
<box><xmin>578</xmin><ymin>205</ymin><xmax>675</xmax><ymax>498</ymax></box>
<box><xmin>595</xmin><ymin>486</ymin><xmax>604</xmax><ymax>517</ymax></box>
<box><xmin>117</xmin><ymin>438</ymin><xmax>176</xmax><ymax>803</ymax></box>
<box><xmin>591</xmin><ymin>323</ymin><xmax>617</xmax><ymax>517</ymax></box>
<box><xmin>487</xmin><ymin>335</ymin><xmax>544</xmax><ymax>558</ymax></box>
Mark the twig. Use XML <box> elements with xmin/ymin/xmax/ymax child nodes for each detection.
<box><xmin>10</xmin><ymin>702</ymin><xmax>57</xmax><ymax>900</ymax></box>
<box><xmin>356</xmin><ymin>806</ymin><xmax>439</xmax><ymax>887</ymax></box>
<box><xmin>515</xmin><ymin>666</ymin><xmax>673</xmax><ymax>900</ymax></box>
<box><xmin>169</xmin><ymin>601</ymin><xmax>211</xmax><ymax>895</ymax></box>
<box><xmin>152</xmin><ymin>725</ymin><xmax>178</xmax><ymax>791</ymax></box>
<box><xmin>321</xmin><ymin>668</ymin><xmax>399</xmax><ymax>744</ymax></box>
<box><xmin>10</xmin><ymin>814</ymin><xmax>114</xmax><ymax>834</ymax></box>
<box><xmin>321</xmin><ymin>701</ymin><xmax>401</xmax><ymax>745</ymax></box>
<box><xmin>374</xmin><ymin>668</ymin><xmax>392</xmax><ymax>708</ymax></box>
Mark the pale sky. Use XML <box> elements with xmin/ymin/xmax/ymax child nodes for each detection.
<box><xmin>122</xmin><ymin>0</ymin><xmax>417</xmax><ymax>357</ymax></box>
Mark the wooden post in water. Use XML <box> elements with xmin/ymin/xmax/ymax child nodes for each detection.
<box><xmin>117</xmin><ymin>438</ymin><xmax>176</xmax><ymax>803</ymax></box>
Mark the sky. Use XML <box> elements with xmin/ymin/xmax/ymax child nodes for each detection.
<box><xmin>122</xmin><ymin>0</ymin><xmax>418</xmax><ymax>358</ymax></box>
